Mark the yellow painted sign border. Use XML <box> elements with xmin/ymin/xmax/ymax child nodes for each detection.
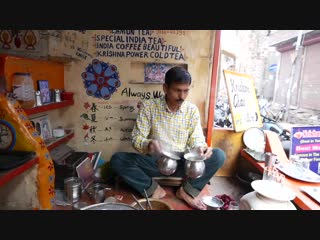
<box><xmin>223</xmin><ymin>70</ymin><xmax>262</xmax><ymax>132</ymax></box>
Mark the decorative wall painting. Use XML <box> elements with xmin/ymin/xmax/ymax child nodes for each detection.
<box><xmin>144</xmin><ymin>63</ymin><xmax>174</xmax><ymax>83</ymax></box>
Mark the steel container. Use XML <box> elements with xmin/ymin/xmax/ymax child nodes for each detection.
<box><xmin>184</xmin><ymin>153</ymin><xmax>206</xmax><ymax>179</ymax></box>
<box><xmin>64</xmin><ymin>177</ymin><xmax>82</xmax><ymax>203</ymax></box>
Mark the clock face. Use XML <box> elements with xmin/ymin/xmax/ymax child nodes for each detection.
<box><xmin>0</xmin><ymin>120</ymin><xmax>16</xmax><ymax>150</ymax></box>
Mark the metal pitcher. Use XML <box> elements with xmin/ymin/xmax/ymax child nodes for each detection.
<box><xmin>157</xmin><ymin>151</ymin><xmax>181</xmax><ymax>176</ymax></box>
<box><xmin>184</xmin><ymin>152</ymin><xmax>206</xmax><ymax>179</ymax></box>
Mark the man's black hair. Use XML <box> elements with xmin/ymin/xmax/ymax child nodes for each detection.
<box><xmin>165</xmin><ymin>66</ymin><xmax>192</xmax><ymax>86</ymax></box>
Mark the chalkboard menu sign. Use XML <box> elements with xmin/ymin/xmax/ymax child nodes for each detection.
<box><xmin>223</xmin><ymin>70</ymin><xmax>262</xmax><ymax>132</ymax></box>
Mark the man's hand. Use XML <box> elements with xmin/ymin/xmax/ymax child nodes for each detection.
<box><xmin>198</xmin><ymin>146</ymin><xmax>213</xmax><ymax>159</ymax></box>
<box><xmin>148</xmin><ymin>140</ymin><xmax>162</xmax><ymax>155</ymax></box>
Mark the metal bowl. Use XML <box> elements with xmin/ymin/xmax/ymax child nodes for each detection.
<box><xmin>184</xmin><ymin>153</ymin><xmax>206</xmax><ymax>179</ymax></box>
<box><xmin>130</xmin><ymin>198</ymin><xmax>173</xmax><ymax>210</ymax></box>
<box><xmin>201</xmin><ymin>196</ymin><xmax>224</xmax><ymax>210</ymax></box>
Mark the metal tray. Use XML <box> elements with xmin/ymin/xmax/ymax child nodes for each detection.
<box><xmin>300</xmin><ymin>186</ymin><xmax>320</xmax><ymax>204</ymax></box>
<box><xmin>243</xmin><ymin>148</ymin><xmax>265</xmax><ymax>162</ymax></box>
<box><xmin>277</xmin><ymin>163</ymin><xmax>320</xmax><ymax>183</ymax></box>
<box><xmin>80</xmin><ymin>202</ymin><xmax>137</xmax><ymax>210</ymax></box>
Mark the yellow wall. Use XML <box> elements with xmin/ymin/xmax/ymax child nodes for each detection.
<box><xmin>50</xmin><ymin>30</ymin><xmax>216</xmax><ymax>161</ymax></box>
<box><xmin>211</xmin><ymin>128</ymin><xmax>245</xmax><ymax>176</ymax></box>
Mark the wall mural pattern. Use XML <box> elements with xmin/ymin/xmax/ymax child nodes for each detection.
<box><xmin>81</xmin><ymin>59</ymin><xmax>121</xmax><ymax>100</ymax></box>
<box><xmin>0</xmin><ymin>30</ymin><xmax>47</xmax><ymax>59</ymax></box>
<box><xmin>0</xmin><ymin>30</ymin><xmax>38</xmax><ymax>51</ymax></box>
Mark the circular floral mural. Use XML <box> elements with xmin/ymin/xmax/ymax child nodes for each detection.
<box><xmin>81</xmin><ymin>59</ymin><xmax>121</xmax><ymax>100</ymax></box>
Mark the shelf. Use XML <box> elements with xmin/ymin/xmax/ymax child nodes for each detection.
<box><xmin>47</xmin><ymin>129</ymin><xmax>75</xmax><ymax>151</ymax></box>
<box><xmin>24</xmin><ymin>99</ymin><xmax>74</xmax><ymax>115</ymax></box>
<box><xmin>0</xmin><ymin>130</ymin><xmax>74</xmax><ymax>188</ymax></box>
<box><xmin>129</xmin><ymin>80</ymin><xmax>163</xmax><ymax>85</ymax></box>
<box><xmin>0</xmin><ymin>157</ymin><xmax>39</xmax><ymax>187</ymax></box>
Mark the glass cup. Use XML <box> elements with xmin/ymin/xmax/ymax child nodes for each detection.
<box><xmin>274</xmin><ymin>171</ymin><xmax>285</xmax><ymax>185</ymax></box>
<box><xmin>263</xmin><ymin>166</ymin><xmax>276</xmax><ymax>181</ymax></box>
<box><xmin>228</xmin><ymin>201</ymin><xmax>240</xmax><ymax>210</ymax></box>
<box><xmin>263</xmin><ymin>166</ymin><xmax>285</xmax><ymax>186</ymax></box>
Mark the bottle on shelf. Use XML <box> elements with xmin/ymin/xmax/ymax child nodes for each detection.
<box><xmin>12</xmin><ymin>72</ymin><xmax>35</xmax><ymax>109</ymax></box>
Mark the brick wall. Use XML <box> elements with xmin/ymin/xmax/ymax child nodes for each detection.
<box><xmin>220</xmin><ymin>30</ymin><xmax>276</xmax><ymax>98</ymax></box>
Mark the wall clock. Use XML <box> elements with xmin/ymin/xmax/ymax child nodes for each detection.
<box><xmin>0</xmin><ymin>119</ymin><xmax>16</xmax><ymax>151</ymax></box>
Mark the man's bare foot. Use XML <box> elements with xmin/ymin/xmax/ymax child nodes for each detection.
<box><xmin>151</xmin><ymin>185</ymin><xmax>166</xmax><ymax>199</ymax></box>
<box><xmin>176</xmin><ymin>186</ymin><xmax>206</xmax><ymax>210</ymax></box>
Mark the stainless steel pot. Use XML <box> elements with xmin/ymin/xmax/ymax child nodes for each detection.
<box><xmin>157</xmin><ymin>151</ymin><xmax>181</xmax><ymax>176</ymax></box>
<box><xmin>184</xmin><ymin>153</ymin><xmax>206</xmax><ymax>179</ymax></box>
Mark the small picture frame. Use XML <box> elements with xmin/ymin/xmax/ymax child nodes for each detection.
<box><xmin>144</xmin><ymin>63</ymin><xmax>173</xmax><ymax>83</ymax></box>
<box><xmin>30</xmin><ymin>114</ymin><xmax>52</xmax><ymax>141</ymax></box>
<box><xmin>37</xmin><ymin>80</ymin><xmax>51</xmax><ymax>104</ymax></box>
<box><xmin>144</xmin><ymin>63</ymin><xmax>188</xmax><ymax>83</ymax></box>
<box><xmin>30</xmin><ymin>120</ymin><xmax>41</xmax><ymax>137</ymax></box>
<box><xmin>76</xmin><ymin>157</ymin><xmax>95</xmax><ymax>190</ymax></box>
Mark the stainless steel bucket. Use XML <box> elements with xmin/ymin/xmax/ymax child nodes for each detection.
<box><xmin>64</xmin><ymin>177</ymin><xmax>82</xmax><ymax>203</ymax></box>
